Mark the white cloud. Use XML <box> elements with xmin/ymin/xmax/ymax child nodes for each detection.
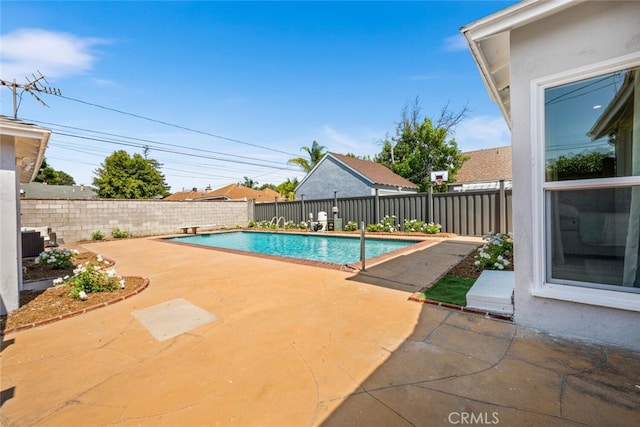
<box><xmin>0</xmin><ymin>28</ymin><xmax>109</xmax><ymax>80</ymax></box>
<box><xmin>443</xmin><ymin>34</ymin><xmax>468</xmax><ymax>52</ymax></box>
<box><xmin>454</xmin><ymin>115</ymin><xmax>511</xmax><ymax>152</ymax></box>
<box><xmin>321</xmin><ymin>124</ymin><xmax>385</xmax><ymax>156</ymax></box>
<box><xmin>322</xmin><ymin>124</ymin><xmax>361</xmax><ymax>150</ymax></box>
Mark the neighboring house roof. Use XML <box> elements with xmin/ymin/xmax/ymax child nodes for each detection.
<box><xmin>460</xmin><ymin>0</ymin><xmax>580</xmax><ymax>128</ymax></box>
<box><xmin>164</xmin><ymin>183</ymin><xmax>284</xmax><ymax>202</ymax></box>
<box><xmin>20</xmin><ymin>182</ymin><xmax>98</xmax><ymax>199</ymax></box>
<box><xmin>324</xmin><ymin>152</ymin><xmax>418</xmax><ymax>189</ymax></box>
<box><xmin>454</xmin><ymin>146</ymin><xmax>512</xmax><ymax>184</ymax></box>
<box><xmin>0</xmin><ymin>116</ymin><xmax>51</xmax><ymax>183</ymax></box>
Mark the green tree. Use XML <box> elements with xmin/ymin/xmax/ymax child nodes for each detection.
<box><xmin>93</xmin><ymin>150</ymin><xmax>170</xmax><ymax>198</ymax></box>
<box><xmin>242</xmin><ymin>176</ymin><xmax>258</xmax><ymax>189</ymax></box>
<box><xmin>288</xmin><ymin>140</ymin><xmax>327</xmax><ymax>173</ymax></box>
<box><xmin>35</xmin><ymin>158</ymin><xmax>76</xmax><ymax>185</ymax></box>
<box><xmin>276</xmin><ymin>177</ymin><xmax>299</xmax><ymax>201</ymax></box>
<box><xmin>375</xmin><ymin>100</ymin><xmax>468</xmax><ymax>192</ymax></box>
<box><xmin>259</xmin><ymin>183</ymin><xmax>277</xmax><ymax>191</ymax></box>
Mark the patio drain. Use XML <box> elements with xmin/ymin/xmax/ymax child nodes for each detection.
<box><xmin>132</xmin><ymin>298</ymin><xmax>218</xmax><ymax>341</ymax></box>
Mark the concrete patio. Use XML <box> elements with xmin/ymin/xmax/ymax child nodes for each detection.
<box><xmin>1</xmin><ymin>237</ymin><xmax>639</xmax><ymax>426</ymax></box>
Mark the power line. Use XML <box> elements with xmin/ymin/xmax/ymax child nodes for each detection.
<box><xmin>49</xmin><ymin>141</ymin><xmax>270</xmax><ymax>180</ymax></box>
<box><xmin>28</xmin><ymin>118</ymin><xmax>293</xmax><ymax>167</ymax></box>
<box><xmin>52</xmin><ymin>94</ymin><xmax>299</xmax><ymax>157</ymax></box>
<box><xmin>51</xmin><ymin>131</ymin><xmax>298</xmax><ymax>171</ymax></box>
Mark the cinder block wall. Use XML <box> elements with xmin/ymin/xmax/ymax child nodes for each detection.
<box><xmin>20</xmin><ymin>199</ymin><xmax>250</xmax><ymax>242</ymax></box>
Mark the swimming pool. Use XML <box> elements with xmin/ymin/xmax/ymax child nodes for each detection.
<box><xmin>166</xmin><ymin>231</ymin><xmax>419</xmax><ymax>266</ymax></box>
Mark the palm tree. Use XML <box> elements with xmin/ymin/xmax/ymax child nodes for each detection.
<box><xmin>241</xmin><ymin>176</ymin><xmax>258</xmax><ymax>189</ymax></box>
<box><xmin>287</xmin><ymin>140</ymin><xmax>327</xmax><ymax>173</ymax></box>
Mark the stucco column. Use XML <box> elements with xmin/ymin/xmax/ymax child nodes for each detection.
<box><xmin>0</xmin><ymin>137</ymin><xmax>20</xmax><ymax>315</ymax></box>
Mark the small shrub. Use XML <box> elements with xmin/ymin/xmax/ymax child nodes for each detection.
<box><xmin>381</xmin><ymin>215</ymin><xmax>397</xmax><ymax>232</ymax></box>
<box><xmin>62</xmin><ymin>261</ymin><xmax>125</xmax><ymax>300</ymax></box>
<box><xmin>423</xmin><ymin>222</ymin><xmax>441</xmax><ymax>234</ymax></box>
<box><xmin>235</xmin><ymin>224</ymin><xmax>243</xmax><ymax>229</ymax></box>
<box><xmin>111</xmin><ymin>227</ymin><xmax>130</xmax><ymax>239</ymax></box>
<box><xmin>298</xmin><ymin>221</ymin><xmax>309</xmax><ymax>229</ymax></box>
<box><xmin>91</xmin><ymin>230</ymin><xmax>105</xmax><ymax>240</ymax></box>
<box><xmin>366</xmin><ymin>215</ymin><xmax>397</xmax><ymax>232</ymax></box>
<box><xmin>403</xmin><ymin>219</ymin><xmax>441</xmax><ymax>234</ymax></box>
<box><xmin>366</xmin><ymin>223</ymin><xmax>381</xmax><ymax>232</ymax></box>
<box><xmin>34</xmin><ymin>248</ymin><xmax>78</xmax><ymax>269</ymax></box>
<box><xmin>345</xmin><ymin>221</ymin><xmax>359</xmax><ymax>231</ymax></box>
<box><xmin>284</xmin><ymin>220</ymin><xmax>296</xmax><ymax>229</ymax></box>
<box><xmin>248</xmin><ymin>220</ymin><xmax>257</xmax><ymax>228</ymax></box>
<box><xmin>474</xmin><ymin>232</ymin><xmax>513</xmax><ymax>270</ymax></box>
<box><xmin>403</xmin><ymin>219</ymin><xmax>425</xmax><ymax>232</ymax></box>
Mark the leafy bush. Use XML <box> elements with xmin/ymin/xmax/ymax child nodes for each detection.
<box><xmin>367</xmin><ymin>215</ymin><xmax>398</xmax><ymax>232</ymax></box>
<box><xmin>91</xmin><ymin>230</ymin><xmax>105</xmax><ymax>240</ymax></box>
<box><xmin>62</xmin><ymin>261</ymin><xmax>125</xmax><ymax>300</ymax></box>
<box><xmin>366</xmin><ymin>223</ymin><xmax>381</xmax><ymax>232</ymax></box>
<box><xmin>248</xmin><ymin>220</ymin><xmax>257</xmax><ymax>228</ymax></box>
<box><xmin>345</xmin><ymin>221</ymin><xmax>359</xmax><ymax>231</ymax></box>
<box><xmin>403</xmin><ymin>219</ymin><xmax>425</xmax><ymax>232</ymax></box>
<box><xmin>298</xmin><ymin>221</ymin><xmax>309</xmax><ymax>229</ymax></box>
<box><xmin>111</xmin><ymin>227</ymin><xmax>130</xmax><ymax>239</ymax></box>
<box><xmin>34</xmin><ymin>248</ymin><xmax>78</xmax><ymax>269</ymax></box>
<box><xmin>424</xmin><ymin>222</ymin><xmax>441</xmax><ymax>234</ymax></box>
<box><xmin>284</xmin><ymin>220</ymin><xmax>296</xmax><ymax>229</ymax></box>
<box><xmin>403</xmin><ymin>219</ymin><xmax>441</xmax><ymax>234</ymax></box>
<box><xmin>474</xmin><ymin>232</ymin><xmax>513</xmax><ymax>270</ymax></box>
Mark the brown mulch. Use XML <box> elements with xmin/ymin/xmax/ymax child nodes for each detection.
<box><xmin>1</xmin><ymin>251</ymin><xmax>147</xmax><ymax>332</ymax></box>
<box><xmin>22</xmin><ymin>251</ymin><xmax>102</xmax><ymax>281</ymax></box>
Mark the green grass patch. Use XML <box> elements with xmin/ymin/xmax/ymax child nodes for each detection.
<box><xmin>421</xmin><ymin>276</ymin><xmax>477</xmax><ymax>306</ymax></box>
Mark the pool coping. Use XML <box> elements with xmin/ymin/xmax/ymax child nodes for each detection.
<box><xmin>156</xmin><ymin>230</ymin><xmax>442</xmax><ymax>272</ymax></box>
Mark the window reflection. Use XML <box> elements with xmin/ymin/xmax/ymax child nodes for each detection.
<box><xmin>545</xmin><ymin>67</ymin><xmax>637</xmax><ymax>181</ymax></box>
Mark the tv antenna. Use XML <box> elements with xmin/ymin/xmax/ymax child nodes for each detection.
<box><xmin>0</xmin><ymin>71</ymin><xmax>62</xmax><ymax>119</ymax></box>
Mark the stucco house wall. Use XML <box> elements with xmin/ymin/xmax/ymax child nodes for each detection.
<box><xmin>296</xmin><ymin>156</ymin><xmax>372</xmax><ymax>199</ymax></box>
<box><xmin>296</xmin><ymin>154</ymin><xmax>419</xmax><ymax>200</ymax></box>
<box><xmin>509</xmin><ymin>1</ymin><xmax>640</xmax><ymax>349</ymax></box>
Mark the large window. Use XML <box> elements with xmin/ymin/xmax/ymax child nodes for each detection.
<box><xmin>543</xmin><ymin>64</ymin><xmax>640</xmax><ymax>296</ymax></box>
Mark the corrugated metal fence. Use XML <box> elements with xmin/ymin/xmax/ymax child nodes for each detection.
<box><xmin>253</xmin><ymin>183</ymin><xmax>512</xmax><ymax>237</ymax></box>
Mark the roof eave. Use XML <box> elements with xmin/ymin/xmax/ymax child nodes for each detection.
<box><xmin>461</xmin><ymin>0</ymin><xmax>584</xmax><ymax>129</ymax></box>
<box><xmin>0</xmin><ymin>118</ymin><xmax>52</xmax><ymax>183</ymax></box>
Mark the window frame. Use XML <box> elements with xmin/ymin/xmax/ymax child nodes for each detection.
<box><xmin>531</xmin><ymin>52</ymin><xmax>640</xmax><ymax>312</ymax></box>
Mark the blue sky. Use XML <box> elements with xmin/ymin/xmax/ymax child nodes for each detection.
<box><xmin>1</xmin><ymin>1</ymin><xmax>514</xmax><ymax>192</ymax></box>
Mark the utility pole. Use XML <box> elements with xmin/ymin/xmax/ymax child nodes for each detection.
<box><xmin>0</xmin><ymin>71</ymin><xmax>61</xmax><ymax>119</ymax></box>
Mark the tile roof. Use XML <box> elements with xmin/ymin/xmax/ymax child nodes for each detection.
<box><xmin>454</xmin><ymin>146</ymin><xmax>512</xmax><ymax>184</ymax></box>
<box><xmin>329</xmin><ymin>153</ymin><xmax>418</xmax><ymax>188</ymax></box>
<box><xmin>164</xmin><ymin>183</ymin><xmax>284</xmax><ymax>202</ymax></box>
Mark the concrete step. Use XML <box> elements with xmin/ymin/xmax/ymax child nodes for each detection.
<box><xmin>466</xmin><ymin>270</ymin><xmax>514</xmax><ymax>315</ymax></box>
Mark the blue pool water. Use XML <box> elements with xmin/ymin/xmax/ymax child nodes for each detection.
<box><xmin>167</xmin><ymin>231</ymin><xmax>418</xmax><ymax>265</ymax></box>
